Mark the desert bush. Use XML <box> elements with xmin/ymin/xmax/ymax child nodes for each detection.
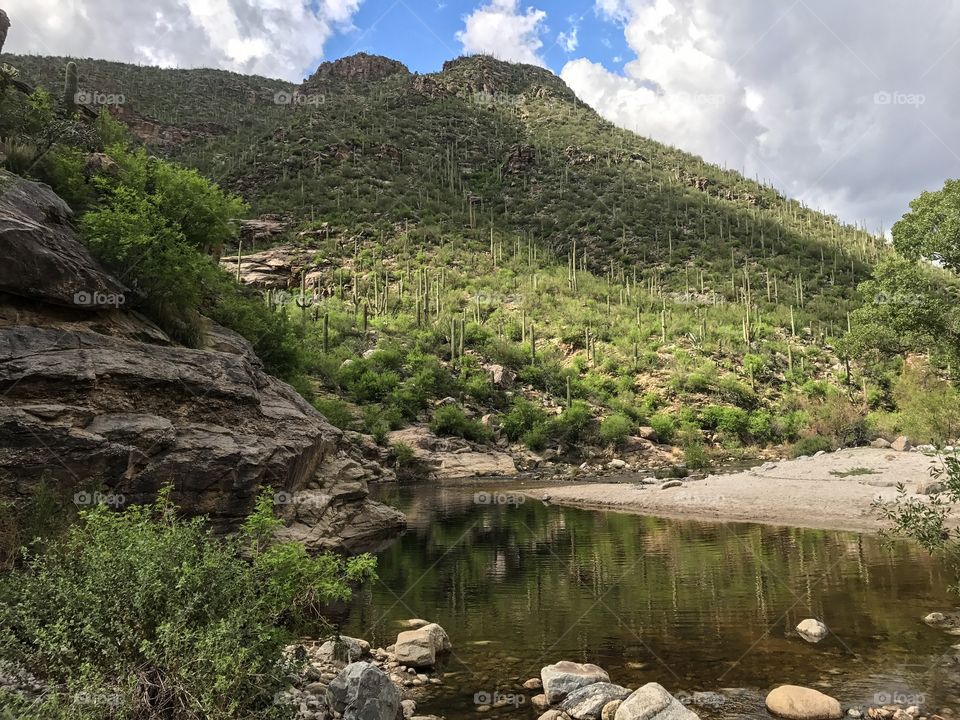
<box><xmin>599</xmin><ymin>413</ymin><xmax>633</xmax><ymax>447</ymax></box>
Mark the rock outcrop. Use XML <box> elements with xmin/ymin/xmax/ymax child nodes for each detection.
<box><xmin>306</xmin><ymin>53</ymin><xmax>410</xmax><ymax>85</ymax></box>
<box><xmin>0</xmin><ymin>173</ymin><xmax>404</xmax><ymax>552</ymax></box>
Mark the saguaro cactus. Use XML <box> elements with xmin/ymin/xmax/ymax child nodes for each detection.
<box><xmin>64</xmin><ymin>60</ymin><xmax>79</xmax><ymax>115</ymax></box>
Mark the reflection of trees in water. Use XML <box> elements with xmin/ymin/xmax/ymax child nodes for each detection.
<box><xmin>356</xmin><ymin>484</ymin><xmax>949</xmax><ymax>687</ymax></box>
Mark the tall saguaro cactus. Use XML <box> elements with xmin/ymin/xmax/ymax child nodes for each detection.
<box><xmin>0</xmin><ymin>10</ymin><xmax>10</xmax><ymax>55</ymax></box>
<box><xmin>64</xmin><ymin>60</ymin><xmax>79</xmax><ymax>115</ymax></box>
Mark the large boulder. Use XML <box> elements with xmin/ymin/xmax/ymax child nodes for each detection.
<box><xmin>765</xmin><ymin>686</ymin><xmax>842</xmax><ymax>720</ymax></box>
<box><xmin>0</xmin><ymin>175</ymin><xmax>405</xmax><ymax>552</ymax></box>
<box><xmin>615</xmin><ymin>684</ymin><xmax>698</xmax><ymax>720</ymax></box>
<box><xmin>541</xmin><ymin>661</ymin><xmax>610</xmax><ymax>704</ymax></box>
<box><xmin>891</xmin><ymin>436</ymin><xmax>912</xmax><ymax>452</ymax></box>
<box><xmin>314</xmin><ymin>636</ymin><xmax>371</xmax><ymax>664</ymax></box>
<box><xmin>560</xmin><ymin>683</ymin><xmax>632</xmax><ymax>720</ymax></box>
<box><xmin>393</xmin><ymin>623</ymin><xmax>451</xmax><ymax>668</ymax></box>
<box><xmin>328</xmin><ymin>662</ymin><xmax>401</xmax><ymax>720</ymax></box>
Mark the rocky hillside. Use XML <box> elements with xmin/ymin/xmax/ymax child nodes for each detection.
<box><xmin>0</xmin><ymin>171</ymin><xmax>404</xmax><ymax>552</ymax></box>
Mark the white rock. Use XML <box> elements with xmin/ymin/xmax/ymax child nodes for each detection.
<box><xmin>796</xmin><ymin>619</ymin><xmax>829</xmax><ymax>642</ymax></box>
<box><xmin>615</xmin><ymin>683</ymin><xmax>698</xmax><ymax>720</ymax></box>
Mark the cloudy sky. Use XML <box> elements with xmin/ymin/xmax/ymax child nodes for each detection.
<box><xmin>4</xmin><ymin>0</ymin><xmax>958</xmax><ymax>235</ymax></box>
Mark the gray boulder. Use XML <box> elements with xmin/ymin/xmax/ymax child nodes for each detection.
<box><xmin>393</xmin><ymin>623</ymin><xmax>451</xmax><ymax>668</ymax></box>
<box><xmin>615</xmin><ymin>683</ymin><xmax>698</xmax><ymax>720</ymax></box>
<box><xmin>328</xmin><ymin>662</ymin><xmax>401</xmax><ymax>720</ymax></box>
<box><xmin>315</xmin><ymin>636</ymin><xmax>371</xmax><ymax>664</ymax></box>
<box><xmin>541</xmin><ymin>661</ymin><xmax>610</xmax><ymax>704</ymax></box>
<box><xmin>796</xmin><ymin>619</ymin><xmax>829</xmax><ymax>642</ymax></box>
<box><xmin>560</xmin><ymin>683</ymin><xmax>632</xmax><ymax>720</ymax></box>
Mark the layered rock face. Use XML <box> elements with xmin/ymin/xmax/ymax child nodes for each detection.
<box><xmin>0</xmin><ymin>173</ymin><xmax>404</xmax><ymax>552</ymax></box>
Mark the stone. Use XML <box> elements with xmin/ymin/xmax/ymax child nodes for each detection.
<box><xmin>796</xmin><ymin>619</ymin><xmax>829</xmax><ymax>642</ymax></box>
<box><xmin>765</xmin><ymin>685</ymin><xmax>842</xmax><ymax>720</ymax></box>
<box><xmin>660</xmin><ymin>481</ymin><xmax>683</xmax><ymax>490</ymax></box>
<box><xmin>637</xmin><ymin>427</ymin><xmax>658</xmax><ymax>442</ymax></box>
<box><xmin>603</xmin><ymin>701</ymin><xmax>622</xmax><ymax>720</ymax></box>
<box><xmin>524</xmin><ymin>678</ymin><xmax>544</xmax><ymax>690</ymax></box>
<box><xmin>531</xmin><ymin>695</ymin><xmax>551</xmax><ymax>712</ymax></box>
<box><xmin>401</xmin><ymin>700</ymin><xmax>417</xmax><ymax>718</ymax></box>
<box><xmin>314</xmin><ymin>636</ymin><xmax>371</xmax><ymax>663</ymax></box>
<box><xmin>328</xmin><ymin>662</ymin><xmax>401</xmax><ymax>720</ymax></box>
<box><xmin>891</xmin><ymin>436</ymin><xmax>912</xmax><ymax>452</ymax></box>
<box><xmin>916</xmin><ymin>480</ymin><xmax>945</xmax><ymax>495</ymax></box>
<box><xmin>924</xmin><ymin>612</ymin><xmax>949</xmax><ymax>626</ymax></box>
<box><xmin>542</xmin><ymin>662</ymin><xmax>611</xmax><ymax>704</ymax></box>
<box><xmin>393</xmin><ymin>623</ymin><xmax>451</xmax><ymax>668</ymax></box>
<box><xmin>400</xmin><ymin>619</ymin><xmax>430</xmax><ymax>629</ymax></box>
<box><xmin>608</xmin><ymin>459</ymin><xmax>628</xmax><ymax>470</ymax></box>
<box><xmin>870</xmin><ymin>438</ymin><xmax>892</xmax><ymax>449</ymax></box>
<box><xmin>539</xmin><ymin>712</ymin><xmax>565</xmax><ymax>720</ymax></box>
<box><xmin>615</xmin><ymin>683</ymin><xmax>698</xmax><ymax>720</ymax></box>
<box><xmin>560</xmin><ymin>683</ymin><xmax>632</xmax><ymax>720</ymax></box>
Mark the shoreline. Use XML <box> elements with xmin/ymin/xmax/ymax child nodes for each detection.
<box><xmin>520</xmin><ymin>447</ymin><xmax>953</xmax><ymax>534</ymax></box>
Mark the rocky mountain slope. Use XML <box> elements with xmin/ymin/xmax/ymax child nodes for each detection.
<box><xmin>0</xmin><ymin>171</ymin><xmax>404</xmax><ymax>552</ymax></box>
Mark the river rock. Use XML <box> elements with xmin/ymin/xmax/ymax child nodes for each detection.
<box><xmin>660</xmin><ymin>481</ymin><xmax>683</xmax><ymax>490</ymax></box>
<box><xmin>765</xmin><ymin>685</ymin><xmax>842</xmax><ymax>720</ymax></box>
<box><xmin>393</xmin><ymin>623</ymin><xmax>451</xmax><ymax>668</ymax></box>
<box><xmin>615</xmin><ymin>683</ymin><xmax>698</xmax><ymax>720</ymax></box>
<box><xmin>870</xmin><ymin>438</ymin><xmax>892</xmax><ymax>449</ymax></box>
<box><xmin>796</xmin><ymin>619</ymin><xmax>829</xmax><ymax>642</ymax></box>
<box><xmin>538</xmin><ymin>712</ymin><xmax>566</xmax><ymax>720</ymax></box>
<box><xmin>924</xmin><ymin>612</ymin><xmax>949</xmax><ymax>626</ymax></box>
<box><xmin>916</xmin><ymin>479</ymin><xmax>945</xmax><ymax>495</ymax></box>
<box><xmin>602</xmin><ymin>701</ymin><xmax>622</xmax><ymax>720</ymax></box>
<box><xmin>328</xmin><ymin>662</ymin><xmax>401</xmax><ymax>720</ymax></box>
<box><xmin>314</xmin><ymin>636</ymin><xmax>371</xmax><ymax>663</ymax></box>
<box><xmin>891</xmin><ymin>436</ymin><xmax>912</xmax><ymax>452</ymax></box>
<box><xmin>608</xmin><ymin>459</ymin><xmax>628</xmax><ymax>470</ymax></box>
<box><xmin>401</xmin><ymin>699</ymin><xmax>417</xmax><ymax>718</ymax></box>
<box><xmin>531</xmin><ymin>695</ymin><xmax>551</xmax><ymax>712</ymax></box>
<box><xmin>542</xmin><ymin>662</ymin><xmax>611</xmax><ymax>704</ymax></box>
<box><xmin>525</xmin><ymin>678</ymin><xmax>544</xmax><ymax>690</ymax></box>
<box><xmin>560</xmin><ymin>683</ymin><xmax>632</xmax><ymax>720</ymax></box>
<box><xmin>0</xmin><ymin>175</ymin><xmax>405</xmax><ymax>553</ymax></box>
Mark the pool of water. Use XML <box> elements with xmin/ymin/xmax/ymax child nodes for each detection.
<box><xmin>343</xmin><ymin>478</ymin><xmax>960</xmax><ymax>719</ymax></box>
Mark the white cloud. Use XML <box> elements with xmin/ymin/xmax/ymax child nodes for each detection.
<box><xmin>2</xmin><ymin>0</ymin><xmax>363</xmax><ymax>81</ymax></box>
<box><xmin>564</xmin><ymin>0</ymin><xmax>960</xmax><ymax>234</ymax></box>
<box><xmin>558</xmin><ymin>26</ymin><xmax>578</xmax><ymax>53</ymax></box>
<box><xmin>456</xmin><ymin>0</ymin><xmax>547</xmax><ymax>67</ymax></box>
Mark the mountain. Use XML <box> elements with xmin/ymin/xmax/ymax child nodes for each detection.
<box><xmin>1</xmin><ymin>51</ymin><xmax>893</xmax><ymax>463</ymax></box>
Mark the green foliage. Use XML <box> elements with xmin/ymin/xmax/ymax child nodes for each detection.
<box><xmin>0</xmin><ymin>488</ymin><xmax>375</xmax><ymax>719</ymax></box>
<box><xmin>313</xmin><ymin>396</ymin><xmax>354</xmax><ymax>430</ymax></box>
<box><xmin>892</xmin><ymin>178</ymin><xmax>960</xmax><ymax>273</ymax></box>
<box><xmin>892</xmin><ymin>361</ymin><xmax>960</xmax><ymax>446</ymax></box>
<box><xmin>649</xmin><ymin>414</ymin><xmax>677</xmax><ymax>445</ymax></box>
<box><xmin>392</xmin><ymin>442</ymin><xmax>416</xmax><ymax>468</ymax></box>
<box><xmin>501</xmin><ymin>398</ymin><xmax>548</xmax><ymax>442</ymax></box>
<box><xmin>790</xmin><ymin>435</ymin><xmax>833</xmax><ymax>457</ymax></box>
<box><xmin>599</xmin><ymin>413</ymin><xmax>633</xmax><ymax>447</ymax></box>
<box><xmin>430</xmin><ymin>405</ymin><xmax>491</xmax><ymax>443</ymax></box>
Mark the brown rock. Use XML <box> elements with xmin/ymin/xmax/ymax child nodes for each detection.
<box><xmin>765</xmin><ymin>685</ymin><xmax>842</xmax><ymax>720</ymax></box>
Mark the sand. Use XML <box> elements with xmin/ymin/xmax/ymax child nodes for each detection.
<box><xmin>525</xmin><ymin>448</ymin><xmax>954</xmax><ymax>533</ymax></box>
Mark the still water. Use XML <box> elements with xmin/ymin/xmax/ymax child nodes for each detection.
<box><xmin>344</xmin><ymin>479</ymin><xmax>960</xmax><ymax>719</ymax></box>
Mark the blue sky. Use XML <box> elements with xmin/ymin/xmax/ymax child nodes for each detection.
<box><xmin>6</xmin><ymin>0</ymin><xmax>960</xmax><ymax>233</ymax></box>
<box><xmin>322</xmin><ymin>1</ymin><xmax>630</xmax><ymax>78</ymax></box>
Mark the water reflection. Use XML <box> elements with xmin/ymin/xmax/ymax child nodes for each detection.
<box><xmin>344</xmin><ymin>480</ymin><xmax>960</xmax><ymax>719</ymax></box>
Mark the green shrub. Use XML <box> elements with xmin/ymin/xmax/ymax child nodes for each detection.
<box><xmin>522</xmin><ymin>424</ymin><xmax>550</xmax><ymax>451</ymax></box>
<box><xmin>649</xmin><ymin>413</ymin><xmax>676</xmax><ymax>444</ymax></box>
<box><xmin>501</xmin><ymin>398</ymin><xmax>548</xmax><ymax>442</ymax></box>
<box><xmin>393</xmin><ymin>442</ymin><xmax>416</xmax><ymax>468</ymax></box>
<box><xmin>430</xmin><ymin>405</ymin><xmax>490</xmax><ymax>443</ymax></box>
<box><xmin>313</xmin><ymin>397</ymin><xmax>354</xmax><ymax>430</ymax></box>
<box><xmin>548</xmin><ymin>401</ymin><xmax>594</xmax><ymax>445</ymax></box>
<box><xmin>599</xmin><ymin>413</ymin><xmax>633</xmax><ymax>447</ymax></box>
<box><xmin>790</xmin><ymin>435</ymin><xmax>833</xmax><ymax>457</ymax></box>
<box><xmin>0</xmin><ymin>488</ymin><xmax>375</xmax><ymax>720</ymax></box>
<box><xmin>683</xmin><ymin>441</ymin><xmax>711</xmax><ymax>469</ymax></box>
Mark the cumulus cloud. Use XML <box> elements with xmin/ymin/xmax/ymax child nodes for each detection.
<box><xmin>2</xmin><ymin>0</ymin><xmax>363</xmax><ymax>81</ymax></box>
<box><xmin>562</xmin><ymin>0</ymin><xmax>960</xmax><ymax>233</ymax></box>
<box><xmin>456</xmin><ymin>0</ymin><xmax>547</xmax><ymax>66</ymax></box>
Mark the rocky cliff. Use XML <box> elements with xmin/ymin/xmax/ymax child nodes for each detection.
<box><xmin>0</xmin><ymin>172</ymin><xmax>404</xmax><ymax>553</ymax></box>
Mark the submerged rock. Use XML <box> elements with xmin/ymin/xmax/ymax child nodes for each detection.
<box><xmin>765</xmin><ymin>685</ymin><xmax>842</xmax><ymax>720</ymax></box>
<box><xmin>615</xmin><ymin>683</ymin><xmax>698</xmax><ymax>720</ymax></box>
<box><xmin>797</xmin><ymin>619</ymin><xmax>829</xmax><ymax>642</ymax></box>
<box><xmin>542</xmin><ymin>662</ymin><xmax>611</xmax><ymax>704</ymax></box>
<box><xmin>560</xmin><ymin>682</ymin><xmax>632</xmax><ymax>720</ymax></box>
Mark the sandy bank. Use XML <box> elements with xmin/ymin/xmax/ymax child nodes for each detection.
<box><xmin>525</xmin><ymin>448</ymin><xmax>954</xmax><ymax>533</ymax></box>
